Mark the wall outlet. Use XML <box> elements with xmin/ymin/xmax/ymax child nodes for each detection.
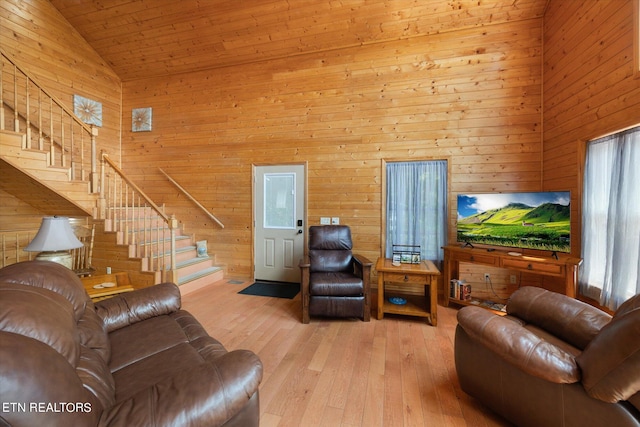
<box><xmin>510</xmin><ymin>274</ymin><xmax>517</xmax><ymax>284</ymax></box>
<box><xmin>320</xmin><ymin>217</ymin><xmax>331</xmax><ymax>225</ymax></box>
<box><xmin>484</xmin><ymin>273</ymin><xmax>490</xmax><ymax>282</ymax></box>
<box><xmin>331</xmin><ymin>217</ymin><xmax>340</xmax><ymax>225</ymax></box>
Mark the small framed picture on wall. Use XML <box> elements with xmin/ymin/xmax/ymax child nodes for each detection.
<box><xmin>132</xmin><ymin>107</ymin><xmax>152</xmax><ymax>132</ymax></box>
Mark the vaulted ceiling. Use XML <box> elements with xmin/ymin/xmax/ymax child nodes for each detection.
<box><xmin>50</xmin><ymin>0</ymin><xmax>548</xmax><ymax>81</ymax></box>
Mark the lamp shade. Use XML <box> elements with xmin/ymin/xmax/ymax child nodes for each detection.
<box><xmin>25</xmin><ymin>217</ymin><xmax>83</xmax><ymax>252</ymax></box>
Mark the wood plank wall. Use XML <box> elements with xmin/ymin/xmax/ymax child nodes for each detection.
<box><xmin>122</xmin><ymin>18</ymin><xmax>544</xmax><ymax>279</ymax></box>
<box><xmin>5</xmin><ymin>0</ymin><xmax>635</xmax><ymax>299</ymax></box>
<box><xmin>542</xmin><ymin>0</ymin><xmax>640</xmax><ymax>254</ymax></box>
<box><xmin>1</xmin><ymin>0</ymin><xmax>122</xmax><ymax>167</ymax></box>
<box><xmin>1</xmin><ymin>0</ymin><xmax>123</xmax><ymax>272</ymax></box>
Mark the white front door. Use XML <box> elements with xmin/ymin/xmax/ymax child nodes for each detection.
<box><xmin>254</xmin><ymin>164</ymin><xmax>305</xmax><ymax>283</ymax></box>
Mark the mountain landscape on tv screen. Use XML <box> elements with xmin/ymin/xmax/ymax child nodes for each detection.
<box><xmin>457</xmin><ymin>195</ymin><xmax>571</xmax><ymax>253</ymax></box>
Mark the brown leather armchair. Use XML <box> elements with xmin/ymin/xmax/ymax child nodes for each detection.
<box><xmin>455</xmin><ymin>286</ymin><xmax>640</xmax><ymax>427</ymax></box>
<box><xmin>299</xmin><ymin>225</ymin><xmax>372</xmax><ymax>323</ymax></box>
<box><xmin>0</xmin><ymin>261</ymin><xmax>263</xmax><ymax>427</ymax></box>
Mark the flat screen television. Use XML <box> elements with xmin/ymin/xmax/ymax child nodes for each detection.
<box><xmin>456</xmin><ymin>191</ymin><xmax>571</xmax><ymax>254</ymax></box>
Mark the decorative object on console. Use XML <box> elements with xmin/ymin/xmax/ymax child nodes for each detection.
<box><xmin>132</xmin><ymin>107</ymin><xmax>152</xmax><ymax>131</ymax></box>
<box><xmin>73</xmin><ymin>94</ymin><xmax>102</xmax><ymax>126</ymax></box>
<box><xmin>24</xmin><ymin>216</ymin><xmax>83</xmax><ymax>269</ymax></box>
<box><xmin>392</xmin><ymin>244</ymin><xmax>421</xmax><ymax>264</ymax></box>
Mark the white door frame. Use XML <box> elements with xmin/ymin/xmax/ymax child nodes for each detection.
<box><xmin>252</xmin><ymin>163</ymin><xmax>307</xmax><ymax>282</ymax></box>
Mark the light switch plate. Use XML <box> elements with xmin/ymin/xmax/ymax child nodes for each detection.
<box><xmin>320</xmin><ymin>217</ymin><xmax>331</xmax><ymax>225</ymax></box>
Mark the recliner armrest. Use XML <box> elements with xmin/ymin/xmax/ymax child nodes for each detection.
<box><xmin>352</xmin><ymin>253</ymin><xmax>373</xmax><ymax>267</ymax></box>
<box><xmin>299</xmin><ymin>255</ymin><xmax>310</xmax><ymax>269</ymax></box>
<box><xmin>95</xmin><ymin>282</ymin><xmax>181</xmax><ymax>333</ymax></box>
<box><xmin>457</xmin><ymin>306</ymin><xmax>580</xmax><ymax>384</ymax></box>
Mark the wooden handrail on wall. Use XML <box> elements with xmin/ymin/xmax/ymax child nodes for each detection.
<box><xmin>0</xmin><ymin>49</ymin><xmax>99</xmax><ymax>192</ymax></box>
<box><xmin>100</xmin><ymin>153</ymin><xmax>178</xmax><ymax>283</ymax></box>
<box><xmin>158</xmin><ymin>168</ymin><xmax>225</xmax><ymax>229</ymax></box>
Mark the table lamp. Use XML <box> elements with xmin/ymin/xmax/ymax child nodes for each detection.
<box><xmin>25</xmin><ymin>216</ymin><xmax>83</xmax><ymax>269</ymax></box>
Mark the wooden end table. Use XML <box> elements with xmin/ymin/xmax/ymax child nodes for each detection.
<box><xmin>81</xmin><ymin>272</ymin><xmax>135</xmax><ymax>302</ymax></box>
<box><xmin>376</xmin><ymin>257</ymin><xmax>440</xmax><ymax>326</ymax></box>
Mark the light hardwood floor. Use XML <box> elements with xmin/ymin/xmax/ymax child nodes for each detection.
<box><xmin>181</xmin><ymin>278</ymin><xmax>512</xmax><ymax>427</ymax></box>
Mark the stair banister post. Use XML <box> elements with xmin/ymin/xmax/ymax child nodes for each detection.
<box><xmin>0</xmin><ymin>56</ymin><xmax>4</xmax><ymax>131</ymax></box>
<box><xmin>90</xmin><ymin>125</ymin><xmax>99</xmax><ymax>193</ymax></box>
<box><xmin>13</xmin><ymin>64</ymin><xmax>20</xmax><ymax>134</ymax></box>
<box><xmin>98</xmin><ymin>151</ymin><xmax>106</xmax><ymax>219</ymax></box>
<box><xmin>169</xmin><ymin>214</ymin><xmax>178</xmax><ymax>284</ymax></box>
<box><xmin>25</xmin><ymin>77</ymin><xmax>31</xmax><ymax>148</ymax></box>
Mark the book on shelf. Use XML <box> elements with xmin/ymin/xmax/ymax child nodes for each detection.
<box><xmin>449</xmin><ymin>279</ymin><xmax>471</xmax><ymax>301</ymax></box>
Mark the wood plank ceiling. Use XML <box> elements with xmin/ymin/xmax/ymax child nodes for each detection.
<box><xmin>50</xmin><ymin>0</ymin><xmax>548</xmax><ymax>81</ymax></box>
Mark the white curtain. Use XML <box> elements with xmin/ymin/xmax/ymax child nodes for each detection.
<box><xmin>385</xmin><ymin>160</ymin><xmax>447</xmax><ymax>263</ymax></box>
<box><xmin>581</xmin><ymin>126</ymin><xmax>640</xmax><ymax>310</ymax></box>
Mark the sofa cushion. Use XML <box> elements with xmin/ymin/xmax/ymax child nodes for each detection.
<box><xmin>309</xmin><ymin>225</ymin><xmax>354</xmax><ymax>272</ymax></box>
<box><xmin>309</xmin><ymin>272</ymin><xmax>363</xmax><ymax>296</ymax></box>
<box><xmin>108</xmin><ymin>314</ymin><xmax>190</xmax><ymax>372</ymax></box>
<box><xmin>77</xmin><ymin>301</ymin><xmax>111</xmax><ymax>363</ymax></box>
<box><xmin>0</xmin><ymin>260</ymin><xmax>89</xmax><ymax>320</ymax></box>
<box><xmin>0</xmin><ymin>282</ymin><xmax>80</xmax><ymax>365</ymax></box>
<box><xmin>0</xmin><ymin>332</ymin><xmax>101</xmax><ymax>427</ymax></box>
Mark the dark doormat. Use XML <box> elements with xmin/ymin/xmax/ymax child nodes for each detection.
<box><xmin>239</xmin><ymin>281</ymin><xmax>300</xmax><ymax>299</ymax></box>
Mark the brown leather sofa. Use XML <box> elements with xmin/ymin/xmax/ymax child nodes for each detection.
<box><xmin>300</xmin><ymin>225</ymin><xmax>372</xmax><ymax>323</ymax></box>
<box><xmin>0</xmin><ymin>261</ymin><xmax>263</xmax><ymax>427</ymax></box>
<box><xmin>455</xmin><ymin>286</ymin><xmax>640</xmax><ymax>427</ymax></box>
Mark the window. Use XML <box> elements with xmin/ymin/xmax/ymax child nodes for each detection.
<box><xmin>635</xmin><ymin>0</ymin><xmax>640</xmax><ymax>77</ymax></box>
<box><xmin>384</xmin><ymin>160</ymin><xmax>448</xmax><ymax>264</ymax></box>
<box><xmin>580</xmin><ymin>126</ymin><xmax>640</xmax><ymax>310</ymax></box>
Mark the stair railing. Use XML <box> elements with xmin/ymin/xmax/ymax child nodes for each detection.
<box><xmin>0</xmin><ymin>230</ymin><xmax>38</xmax><ymax>268</ymax></box>
<box><xmin>99</xmin><ymin>153</ymin><xmax>178</xmax><ymax>283</ymax></box>
<box><xmin>1</xmin><ymin>49</ymin><xmax>99</xmax><ymax>192</ymax></box>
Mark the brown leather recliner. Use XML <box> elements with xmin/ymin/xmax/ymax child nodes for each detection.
<box><xmin>455</xmin><ymin>286</ymin><xmax>640</xmax><ymax>427</ymax></box>
<box><xmin>0</xmin><ymin>261</ymin><xmax>263</xmax><ymax>427</ymax></box>
<box><xmin>299</xmin><ymin>225</ymin><xmax>372</xmax><ymax>323</ymax></box>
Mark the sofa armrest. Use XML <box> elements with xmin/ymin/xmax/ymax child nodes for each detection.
<box><xmin>507</xmin><ymin>286</ymin><xmax>611</xmax><ymax>349</ymax></box>
<box><xmin>98</xmin><ymin>350</ymin><xmax>263</xmax><ymax>427</ymax></box>
<box><xmin>457</xmin><ymin>306</ymin><xmax>580</xmax><ymax>384</ymax></box>
<box><xmin>577</xmin><ymin>307</ymin><xmax>640</xmax><ymax>403</ymax></box>
<box><xmin>95</xmin><ymin>282</ymin><xmax>181</xmax><ymax>333</ymax></box>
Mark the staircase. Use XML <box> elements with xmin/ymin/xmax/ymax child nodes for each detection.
<box><xmin>1</xmin><ymin>50</ymin><xmax>223</xmax><ymax>291</ymax></box>
<box><xmin>106</xmin><ymin>204</ymin><xmax>223</xmax><ymax>289</ymax></box>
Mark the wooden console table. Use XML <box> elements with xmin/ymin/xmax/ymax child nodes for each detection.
<box><xmin>442</xmin><ymin>245</ymin><xmax>582</xmax><ymax>307</ymax></box>
<box><xmin>376</xmin><ymin>257</ymin><xmax>440</xmax><ymax>326</ymax></box>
